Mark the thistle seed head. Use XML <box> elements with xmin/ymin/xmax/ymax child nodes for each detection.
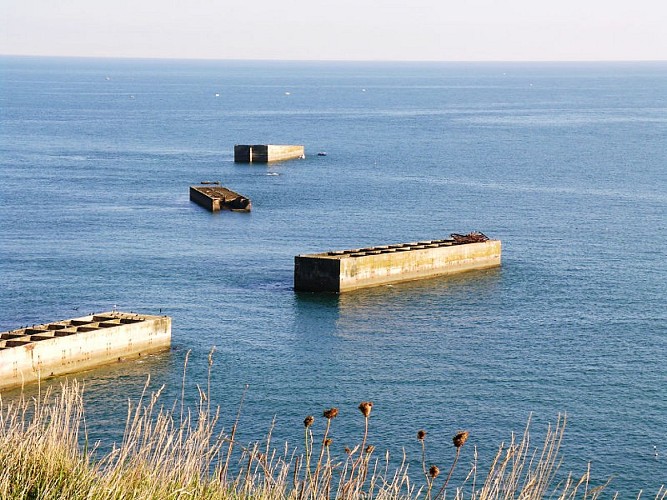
<box><xmin>453</xmin><ymin>431</ymin><xmax>469</xmax><ymax>448</ymax></box>
<box><xmin>365</xmin><ymin>445</ymin><xmax>375</xmax><ymax>454</ymax></box>
<box><xmin>345</xmin><ymin>447</ymin><xmax>352</xmax><ymax>455</ymax></box>
<box><xmin>304</xmin><ymin>415</ymin><xmax>314</xmax><ymax>428</ymax></box>
<box><xmin>417</xmin><ymin>429</ymin><xmax>427</xmax><ymax>441</ymax></box>
<box><xmin>358</xmin><ymin>401</ymin><xmax>373</xmax><ymax>418</ymax></box>
<box><xmin>324</xmin><ymin>438</ymin><xmax>333</xmax><ymax>447</ymax></box>
<box><xmin>429</xmin><ymin>465</ymin><xmax>440</xmax><ymax>479</ymax></box>
<box><xmin>323</xmin><ymin>408</ymin><xmax>339</xmax><ymax>420</ymax></box>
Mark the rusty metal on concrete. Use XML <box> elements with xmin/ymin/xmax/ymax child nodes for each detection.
<box><xmin>450</xmin><ymin>231</ymin><xmax>490</xmax><ymax>244</ymax></box>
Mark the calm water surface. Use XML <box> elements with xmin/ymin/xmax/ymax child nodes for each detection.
<box><xmin>1</xmin><ymin>57</ymin><xmax>666</xmax><ymax>494</ymax></box>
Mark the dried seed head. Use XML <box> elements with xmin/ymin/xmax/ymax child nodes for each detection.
<box><xmin>429</xmin><ymin>465</ymin><xmax>440</xmax><ymax>479</ymax></box>
<box><xmin>324</xmin><ymin>438</ymin><xmax>333</xmax><ymax>447</ymax></box>
<box><xmin>345</xmin><ymin>447</ymin><xmax>352</xmax><ymax>455</ymax></box>
<box><xmin>358</xmin><ymin>401</ymin><xmax>373</xmax><ymax>418</ymax></box>
<box><xmin>453</xmin><ymin>431</ymin><xmax>469</xmax><ymax>448</ymax></box>
<box><xmin>304</xmin><ymin>415</ymin><xmax>314</xmax><ymax>428</ymax></box>
<box><xmin>417</xmin><ymin>429</ymin><xmax>427</xmax><ymax>441</ymax></box>
<box><xmin>323</xmin><ymin>408</ymin><xmax>339</xmax><ymax>420</ymax></box>
<box><xmin>365</xmin><ymin>445</ymin><xmax>375</xmax><ymax>454</ymax></box>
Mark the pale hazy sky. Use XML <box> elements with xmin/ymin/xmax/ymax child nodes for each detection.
<box><xmin>1</xmin><ymin>0</ymin><xmax>666</xmax><ymax>61</ymax></box>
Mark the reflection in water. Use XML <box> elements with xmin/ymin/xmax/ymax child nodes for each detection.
<box><xmin>291</xmin><ymin>267</ymin><xmax>504</xmax><ymax>358</ymax></box>
<box><xmin>294</xmin><ymin>268</ymin><xmax>502</xmax><ymax>324</ymax></box>
<box><xmin>335</xmin><ymin>268</ymin><xmax>503</xmax><ymax>331</ymax></box>
<box><xmin>2</xmin><ymin>351</ymin><xmax>177</xmax><ymax>451</ymax></box>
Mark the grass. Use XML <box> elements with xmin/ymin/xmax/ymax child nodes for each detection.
<box><xmin>0</xmin><ymin>357</ymin><xmax>664</xmax><ymax>499</ymax></box>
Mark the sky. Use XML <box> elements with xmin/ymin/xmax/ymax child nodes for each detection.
<box><xmin>1</xmin><ymin>0</ymin><xmax>666</xmax><ymax>61</ymax></box>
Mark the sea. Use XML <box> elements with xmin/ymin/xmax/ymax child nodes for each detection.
<box><xmin>1</xmin><ymin>56</ymin><xmax>666</xmax><ymax>495</ymax></box>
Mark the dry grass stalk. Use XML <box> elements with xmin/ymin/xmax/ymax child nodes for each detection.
<box><xmin>0</xmin><ymin>373</ymin><xmax>647</xmax><ymax>500</ymax></box>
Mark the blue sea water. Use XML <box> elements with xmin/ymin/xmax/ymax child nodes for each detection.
<box><xmin>1</xmin><ymin>56</ymin><xmax>666</xmax><ymax>495</ymax></box>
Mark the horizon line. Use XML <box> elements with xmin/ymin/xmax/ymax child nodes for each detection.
<box><xmin>2</xmin><ymin>53</ymin><xmax>666</xmax><ymax>65</ymax></box>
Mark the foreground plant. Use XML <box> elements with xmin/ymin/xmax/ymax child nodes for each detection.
<box><xmin>0</xmin><ymin>374</ymin><xmax>654</xmax><ymax>499</ymax></box>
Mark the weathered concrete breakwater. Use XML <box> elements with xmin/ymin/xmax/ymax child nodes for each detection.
<box><xmin>190</xmin><ymin>184</ymin><xmax>252</xmax><ymax>212</ymax></box>
<box><xmin>234</xmin><ymin>144</ymin><xmax>305</xmax><ymax>163</ymax></box>
<box><xmin>294</xmin><ymin>233</ymin><xmax>501</xmax><ymax>292</ymax></box>
<box><xmin>0</xmin><ymin>312</ymin><xmax>171</xmax><ymax>391</ymax></box>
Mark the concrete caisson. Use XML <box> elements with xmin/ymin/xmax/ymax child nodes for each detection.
<box><xmin>294</xmin><ymin>238</ymin><xmax>502</xmax><ymax>293</ymax></box>
<box><xmin>190</xmin><ymin>185</ymin><xmax>252</xmax><ymax>212</ymax></box>
<box><xmin>234</xmin><ymin>144</ymin><xmax>305</xmax><ymax>163</ymax></box>
<box><xmin>0</xmin><ymin>311</ymin><xmax>171</xmax><ymax>391</ymax></box>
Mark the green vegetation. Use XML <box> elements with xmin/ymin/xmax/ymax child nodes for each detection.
<box><xmin>0</xmin><ymin>361</ymin><xmax>660</xmax><ymax>499</ymax></box>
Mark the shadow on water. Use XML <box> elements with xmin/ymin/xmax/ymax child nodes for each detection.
<box><xmin>291</xmin><ymin>267</ymin><xmax>503</xmax><ymax>343</ymax></box>
<box><xmin>292</xmin><ymin>289</ymin><xmax>341</xmax><ymax>337</ymax></box>
<box><xmin>294</xmin><ymin>267</ymin><xmax>502</xmax><ymax>314</ymax></box>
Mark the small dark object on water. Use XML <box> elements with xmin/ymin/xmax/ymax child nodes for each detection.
<box><xmin>317</xmin><ymin>151</ymin><xmax>327</xmax><ymax>156</ymax></box>
<box><xmin>200</xmin><ymin>180</ymin><xmax>220</xmax><ymax>185</ymax></box>
<box><xmin>450</xmin><ymin>231</ymin><xmax>489</xmax><ymax>244</ymax></box>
